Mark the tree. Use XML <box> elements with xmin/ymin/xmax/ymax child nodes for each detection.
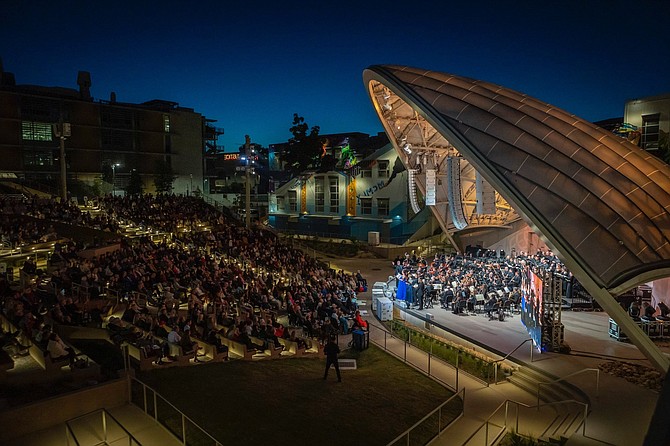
<box><xmin>126</xmin><ymin>169</ymin><xmax>143</xmax><ymax>195</ymax></box>
<box><xmin>101</xmin><ymin>162</ymin><xmax>113</xmax><ymax>185</ymax></box>
<box><xmin>154</xmin><ymin>159</ymin><xmax>176</xmax><ymax>193</ymax></box>
<box><xmin>281</xmin><ymin>114</ymin><xmax>322</xmax><ymax>174</ymax></box>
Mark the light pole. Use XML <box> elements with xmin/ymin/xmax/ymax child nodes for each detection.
<box><xmin>112</xmin><ymin>163</ymin><xmax>121</xmax><ymax>196</ymax></box>
<box><xmin>244</xmin><ymin>135</ymin><xmax>251</xmax><ymax>229</ymax></box>
<box><xmin>190</xmin><ymin>173</ymin><xmax>193</xmax><ymax>196</ymax></box>
<box><xmin>52</xmin><ymin>117</ymin><xmax>71</xmax><ymax>201</ymax></box>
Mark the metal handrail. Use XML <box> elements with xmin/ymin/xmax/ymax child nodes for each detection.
<box><xmin>385</xmin><ymin>388</ymin><xmax>465</xmax><ymax>446</ymax></box>
<box><xmin>492</xmin><ymin>338</ymin><xmax>533</xmax><ymax>383</ymax></box>
<box><xmin>130</xmin><ymin>376</ymin><xmax>222</xmax><ymax>446</ymax></box>
<box><xmin>537</xmin><ymin>368</ymin><xmax>600</xmax><ymax>406</ymax></box>
<box><xmin>459</xmin><ymin>398</ymin><xmax>510</xmax><ymax>446</ymax></box>
<box><xmin>533</xmin><ymin>399</ymin><xmax>590</xmax><ymax>437</ymax></box>
<box><xmin>494</xmin><ymin>338</ymin><xmax>533</xmax><ymax>365</ymax></box>
<box><xmin>461</xmin><ymin>397</ymin><xmax>590</xmax><ymax>446</ymax></box>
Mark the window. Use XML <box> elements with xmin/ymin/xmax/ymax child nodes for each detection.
<box><xmin>23</xmin><ymin>150</ymin><xmax>54</xmax><ymax>166</ymax></box>
<box><xmin>288</xmin><ymin>190</ymin><xmax>298</xmax><ymax>212</ymax></box>
<box><xmin>377</xmin><ymin>198</ymin><xmax>389</xmax><ymax>216</ymax></box>
<box><xmin>328</xmin><ymin>176</ymin><xmax>339</xmax><ymax>213</ymax></box>
<box><xmin>277</xmin><ymin>196</ymin><xmax>285</xmax><ymax>211</ymax></box>
<box><xmin>315</xmin><ymin>177</ymin><xmax>325</xmax><ymax>212</ymax></box>
<box><xmin>378</xmin><ymin>160</ymin><xmax>389</xmax><ymax>178</ymax></box>
<box><xmin>101</xmin><ymin>129</ymin><xmax>133</xmax><ymax>150</ymax></box>
<box><xmin>100</xmin><ymin>106</ymin><xmax>134</xmax><ymax>129</ymax></box>
<box><xmin>361</xmin><ymin>169</ymin><xmax>372</xmax><ymax>178</ymax></box>
<box><xmin>641</xmin><ymin>113</ymin><xmax>660</xmax><ymax>150</ymax></box>
<box><xmin>360</xmin><ymin>198</ymin><xmax>372</xmax><ymax>215</ymax></box>
<box><xmin>21</xmin><ymin>97</ymin><xmax>60</xmax><ymax>121</ymax></box>
<box><xmin>163</xmin><ymin>114</ymin><xmax>171</xmax><ymax>133</ymax></box>
<box><xmin>22</xmin><ymin>121</ymin><xmax>53</xmax><ymax>141</ymax></box>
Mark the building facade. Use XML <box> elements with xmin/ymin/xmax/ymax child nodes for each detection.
<box><xmin>623</xmin><ymin>93</ymin><xmax>670</xmax><ymax>152</ymax></box>
<box><xmin>269</xmin><ymin>143</ymin><xmax>430</xmax><ymax>244</ymax></box>
<box><xmin>0</xmin><ymin>63</ymin><xmax>221</xmax><ymax>196</ymax></box>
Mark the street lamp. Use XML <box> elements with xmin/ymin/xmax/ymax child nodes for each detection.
<box><xmin>52</xmin><ymin>118</ymin><xmax>71</xmax><ymax>201</ymax></box>
<box><xmin>112</xmin><ymin>163</ymin><xmax>121</xmax><ymax>195</ymax></box>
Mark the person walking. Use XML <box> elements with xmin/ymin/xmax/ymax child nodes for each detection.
<box><xmin>323</xmin><ymin>334</ymin><xmax>341</xmax><ymax>382</ymax></box>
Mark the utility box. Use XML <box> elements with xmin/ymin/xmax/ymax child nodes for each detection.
<box><xmin>368</xmin><ymin>231</ymin><xmax>380</xmax><ymax>246</ymax></box>
<box><xmin>377</xmin><ymin>297</ymin><xmax>393</xmax><ymax>321</ymax></box>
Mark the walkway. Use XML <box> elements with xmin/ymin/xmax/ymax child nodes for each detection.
<box><xmin>331</xmin><ymin>257</ymin><xmax>663</xmax><ymax>446</ymax></box>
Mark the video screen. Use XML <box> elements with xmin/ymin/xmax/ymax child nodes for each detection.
<box><xmin>521</xmin><ymin>267</ymin><xmax>543</xmax><ymax>349</ymax></box>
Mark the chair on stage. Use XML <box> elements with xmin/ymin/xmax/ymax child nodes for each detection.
<box><xmin>502</xmin><ymin>299</ymin><xmax>513</xmax><ymax>318</ymax></box>
<box><xmin>440</xmin><ymin>288</ymin><xmax>453</xmax><ymax>310</ymax></box>
<box><xmin>453</xmin><ymin>298</ymin><xmax>467</xmax><ymax>315</ymax></box>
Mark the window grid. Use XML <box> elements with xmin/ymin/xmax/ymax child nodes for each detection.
<box><xmin>315</xmin><ymin>177</ymin><xmax>325</xmax><ymax>212</ymax></box>
<box><xmin>328</xmin><ymin>176</ymin><xmax>339</xmax><ymax>213</ymax></box>
<box><xmin>22</xmin><ymin>121</ymin><xmax>53</xmax><ymax>141</ymax></box>
<box><xmin>288</xmin><ymin>190</ymin><xmax>298</xmax><ymax>212</ymax></box>
<box><xmin>360</xmin><ymin>198</ymin><xmax>372</xmax><ymax>215</ymax></box>
<box><xmin>377</xmin><ymin>198</ymin><xmax>390</xmax><ymax>216</ymax></box>
<box><xmin>641</xmin><ymin>114</ymin><xmax>660</xmax><ymax>150</ymax></box>
<box><xmin>378</xmin><ymin>160</ymin><xmax>389</xmax><ymax>178</ymax></box>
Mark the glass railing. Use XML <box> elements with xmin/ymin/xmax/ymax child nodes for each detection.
<box><xmin>130</xmin><ymin>377</ymin><xmax>222</xmax><ymax>446</ymax></box>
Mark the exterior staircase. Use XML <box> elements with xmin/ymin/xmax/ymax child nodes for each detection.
<box><xmin>506</xmin><ymin>366</ymin><xmax>591</xmax><ymax>443</ymax></box>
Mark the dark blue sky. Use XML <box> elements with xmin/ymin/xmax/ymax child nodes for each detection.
<box><xmin>2</xmin><ymin>0</ymin><xmax>669</xmax><ymax>150</ymax></box>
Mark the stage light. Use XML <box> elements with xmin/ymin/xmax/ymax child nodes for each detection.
<box><xmin>402</xmin><ymin>143</ymin><xmax>412</xmax><ymax>155</ymax></box>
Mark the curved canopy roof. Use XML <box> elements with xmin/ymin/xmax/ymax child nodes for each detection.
<box><xmin>364</xmin><ymin>65</ymin><xmax>670</xmax><ymax>293</ymax></box>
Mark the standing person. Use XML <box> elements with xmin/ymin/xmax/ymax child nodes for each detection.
<box><xmin>323</xmin><ymin>334</ymin><xmax>341</xmax><ymax>382</ymax></box>
<box><xmin>416</xmin><ymin>278</ymin><xmax>425</xmax><ymax>310</ymax></box>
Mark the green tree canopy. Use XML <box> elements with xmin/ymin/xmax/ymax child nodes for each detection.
<box><xmin>281</xmin><ymin>114</ymin><xmax>322</xmax><ymax>174</ymax></box>
<box><xmin>126</xmin><ymin>169</ymin><xmax>143</xmax><ymax>195</ymax></box>
<box><xmin>154</xmin><ymin>159</ymin><xmax>176</xmax><ymax>193</ymax></box>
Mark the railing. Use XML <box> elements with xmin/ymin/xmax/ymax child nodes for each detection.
<box><xmin>461</xmin><ymin>398</ymin><xmax>589</xmax><ymax>446</ymax></box>
<box><xmin>368</xmin><ymin>321</ymin><xmax>457</xmax><ymax>389</ymax></box>
<box><xmin>377</xmin><ymin>320</ymin><xmax>512</xmax><ymax>387</ymax></box>
<box><xmin>537</xmin><ymin>368</ymin><xmax>599</xmax><ymax>406</ymax></box>
<box><xmin>65</xmin><ymin>408</ymin><xmax>142</xmax><ymax>446</ymax></box>
<box><xmin>492</xmin><ymin>338</ymin><xmax>534</xmax><ymax>384</ymax></box>
<box><xmin>130</xmin><ymin>376</ymin><xmax>223</xmax><ymax>446</ymax></box>
<box><xmin>387</xmin><ymin>388</ymin><xmax>465</xmax><ymax>446</ymax></box>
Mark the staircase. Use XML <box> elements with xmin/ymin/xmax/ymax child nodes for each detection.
<box><xmin>506</xmin><ymin>366</ymin><xmax>591</xmax><ymax>442</ymax></box>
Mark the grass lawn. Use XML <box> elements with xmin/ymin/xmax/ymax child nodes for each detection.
<box><xmin>136</xmin><ymin>345</ymin><xmax>462</xmax><ymax>446</ymax></box>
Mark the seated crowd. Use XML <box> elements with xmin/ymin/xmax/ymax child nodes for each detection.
<box><xmin>1</xmin><ymin>192</ymin><xmax>367</xmax><ymax>370</ymax></box>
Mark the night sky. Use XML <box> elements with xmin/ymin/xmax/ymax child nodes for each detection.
<box><xmin>2</xmin><ymin>0</ymin><xmax>669</xmax><ymax>150</ymax></box>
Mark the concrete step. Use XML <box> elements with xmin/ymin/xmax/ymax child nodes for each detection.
<box><xmin>508</xmin><ymin>366</ymin><xmax>589</xmax><ymax>404</ymax></box>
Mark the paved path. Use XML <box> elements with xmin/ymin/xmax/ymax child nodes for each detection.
<box><xmin>329</xmin><ymin>256</ymin><xmax>663</xmax><ymax>446</ymax></box>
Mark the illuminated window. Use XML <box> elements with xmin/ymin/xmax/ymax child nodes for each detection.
<box><xmin>377</xmin><ymin>198</ymin><xmax>389</xmax><ymax>216</ymax></box>
<box><xmin>22</xmin><ymin>121</ymin><xmax>53</xmax><ymax>141</ymax></box>
<box><xmin>163</xmin><ymin>114</ymin><xmax>171</xmax><ymax>133</ymax></box>
<box><xmin>641</xmin><ymin>114</ymin><xmax>660</xmax><ymax>150</ymax></box>
<box><xmin>360</xmin><ymin>198</ymin><xmax>372</xmax><ymax>215</ymax></box>
<box><xmin>277</xmin><ymin>196</ymin><xmax>285</xmax><ymax>211</ymax></box>
<box><xmin>24</xmin><ymin>150</ymin><xmax>54</xmax><ymax>166</ymax></box>
<box><xmin>288</xmin><ymin>190</ymin><xmax>298</xmax><ymax>212</ymax></box>
<box><xmin>328</xmin><ymin>176</ymin><xmax>339</xmax><ymax>212</ymax></box>
<box><xmin>315</xmin><ymin>177</ymin><xmax>325</xmax><ymax>212</ymax></box>
<box><xmin>378</xmin><ymin>160</ymin><xmax>389</xmax><ymax>178</ymax></box>
<box><xmin>361</xmin><ymin>169</ymin><xmax>372</xmax><ymax>178</ymax></box>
